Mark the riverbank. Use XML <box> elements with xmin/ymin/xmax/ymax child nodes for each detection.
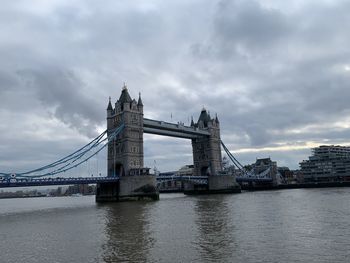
<box><xmin>159</xmin><ymin>181</ymin><xmax>350</xmax><ymax>193</ymax></box>
<box><xmin>241</xmin><ymin>181</ymin><xmax>350</xmax><ymax>191</ymax></box>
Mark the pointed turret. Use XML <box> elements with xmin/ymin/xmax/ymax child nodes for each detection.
<box><xmin>106</xmin><ymin>96</ymin><xmax>113</xmax><ymax>127</ymax></box>
<box><xmin>107</xmin><ymin>96</ymin><xmax>113</xmax><ymax>111</ymax></box>
<box><xmin>138</xmin><ymin>92</ymin><xmax>143</xmax><ymax>106</ymax></box>
<box><xmin>197</xmin><ymin>107</ymin><xmax>210</xmax><ymax>127</ymax></box>
<box><xmin>118</xmin><ymin>83</ymin><xmax>132</xmax><ymax>104</ymax></box>
<box><xmin>190</xmin><ymin>116</ymin><xmax>195</xmax><ymax>127</ymax></box>
<box><xmin>215</xmin><ymin>113</ymin><xmax>219</xmax><ymax>124</ymax></box>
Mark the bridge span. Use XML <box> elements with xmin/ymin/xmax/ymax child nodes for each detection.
<box><xmin>0</xmin><ymin>85</ymin><xmax>276</xmax><ymax>201</ymax></box>
<box><xmin>0</xmin><ymin>177</ymin><xmax>120</xmax><ymax>188</ymax></box>
<box><xmin>0</xmin><ymin>175</ymin><xmax>272</xmax><ymax>189</ymax></box>
<box><xmin>143</xmin><ymin>118</ymin><xmax>210</xmax><ymax>139</ymax></box>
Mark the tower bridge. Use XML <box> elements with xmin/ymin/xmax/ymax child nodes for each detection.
<box><xmin>0</xmin><ymin>85</ymin><xmax>275</xmax><ymax>201</ymax></box>
<box><xmin>97</xmin><ymin>85</ymin><xmax>240</xmax><ymax>201</ymax></box>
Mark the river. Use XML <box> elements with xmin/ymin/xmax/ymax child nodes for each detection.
<box><xmin>0</xmin><ymin>188</ymin><xmax>349</xmax><ymax>262</ymax></box>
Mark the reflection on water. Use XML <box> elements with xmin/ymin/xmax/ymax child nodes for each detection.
<box><xmin>101</xmin><ymin>202</ymin><xmax>154</xmax><ymax>263</ymax></box>
<box><xmin>194</xmin><ymin>195</ymin><xmax>236</xmax><ymax>263</ymax></box>
<box><xmin>1</xmin><ymin>190</ymin><xmax>350</xmax><ymax>263</ymax></box>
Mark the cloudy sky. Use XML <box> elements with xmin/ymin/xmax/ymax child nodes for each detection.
<box><xmin>1</xmin><ymin>0</ymin><xmax>350</xmax><ymax>175</ymax></box>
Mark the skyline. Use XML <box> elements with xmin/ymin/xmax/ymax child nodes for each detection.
<box><xmin>1</xmin><ymin>0</ymin><xmax>350</xmax><ymax>173</ymax></box>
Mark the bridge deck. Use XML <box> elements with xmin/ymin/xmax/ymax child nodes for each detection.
<box><xmin>143</xmin><ymin>118</ymin><xmax>210</xmax><ymax>139</ymax></box>
<box><xmin>0</xmin><ymin>175</ymin><xmax>272</xmax><ymax>188</ymax></box>
<box><xmin>0</xmin><ymin>177</ymin><xmax>120</xmax><ymax>188</ymax></box>
<box><xmin>236</xmin><ymin>177</ymin><xmax>273</xmax><ymax>183</ymax></box>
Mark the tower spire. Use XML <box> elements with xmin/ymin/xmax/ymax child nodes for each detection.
<box><xmin>138</xmin><ymin>92</ymin><xmax>143</xmax><ymax>106</ymax></box>
<box><xmin>107</xmin><ymin>96</ymin><xmax>113</xmax><ymax>110</ymax></box>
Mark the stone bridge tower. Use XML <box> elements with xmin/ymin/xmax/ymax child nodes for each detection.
<box><xmin>97</xmin><ymin>85</ymin><xmax>158</xmax><ymax>202</ymax></box>
<box><xmin>97</xmin><ymin>86</ymin><xmax>239</xmax><ymax>202</ymax></box>
<box><xmin>106</xmin><ymin>85</ymin><xmax>144</xmax><ymax>177</ymax></box>
<box><xmin>191</xmin><ymin>108</ymin><xmax>223</xmax><ymax>176</ymax></box>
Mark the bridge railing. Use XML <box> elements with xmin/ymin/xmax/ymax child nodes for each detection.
<box><xmin>0</xmin><ymin>176</ymin><xmax>120</xmax><ymax>188</ymax></box>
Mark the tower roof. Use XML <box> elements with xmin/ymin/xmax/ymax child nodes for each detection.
<box><xmin>107</xmin><ymin>97</ymin><xmax>113</xmax><ymax>110</ymax></box>
<box><xmin>118</xmin><ymin>85</ymin><xmax>132</xmax><ymax>104</ymax></box>
<box><xmin>215</xmin><ymin>113</ymin><xmax>219</xmax><ymax>123</ymax></box>
<box><xmin>197</xmin><ymin>108</ymin><xmax>211</xmax><ymax>126</ymax></box>
<box><xmin>190</xmin><ymin>116</ymin><xmax>195</xmax><ymax>126</ymax></box>
<box><xmin>138</xmin><ymin>92</ymin><xmax>143</xmax><ymax>106</ymax></box>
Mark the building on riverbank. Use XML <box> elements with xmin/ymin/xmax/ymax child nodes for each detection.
<box><xmin>300</xmin><ymin>145</ymin><xmax>350</xmax><ymax>183</ymax></box>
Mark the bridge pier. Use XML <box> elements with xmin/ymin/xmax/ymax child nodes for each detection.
<box><xmin>184</xmin><ymin>174</ymin><xmax>241</xmax><ymax>195</ymax></box>
<box><xmin>96</xmin><ymin>175</ymin><xmax>159</xmax><ymax>202</ymax></box>
<box><xmin>208</xmin><ymin>175</ymin><xmax>241</xmax><ymax>193</ymax></box>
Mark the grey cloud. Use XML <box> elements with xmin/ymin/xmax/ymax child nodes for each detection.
<box><xmin>181</xmin><ymin>0</ymin><xmax>350</xmax><ymax>150</ymax></box>
<box><xmin>0</xmin><ymin>135</ymin><xmax>88</xmax><ymax>173</ymax></box>
<box><xmin>17</xmin><ymin>68</ymin><xmax>103</xmax><ymax>137</ymax></box>
<box><xmin>214</xmin><ymin>0</ymin><xmax>291</xmax><ymax>49</ymax></box>
<box><xmin>0</xmin><ymin>71</ymin><xmax>18</xmax><ymax>92</ymax></box>
<box><xmin>1</xmin><ymin>0</ymin><xmax>350</xmax><ymax>172</ymax></box>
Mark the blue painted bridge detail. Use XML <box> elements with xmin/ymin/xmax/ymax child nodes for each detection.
<box><xmin>0</xmin><ymin>175</ymin><xmax>272</xmax><ymax>188</ymax></box>
<box><xmin>236</xmin><ymin>177</ymin><xmax>272</xmax><ymax>183</ymax></box>
<box><xmin>0</xmin><ymin>175</ymin><xmax>207</xmax><ymax>188</ymax></box>
<box><xmin>0</xmin><ymin>177</ymin><xmax>120</xmax><ymax>188</ymax></box>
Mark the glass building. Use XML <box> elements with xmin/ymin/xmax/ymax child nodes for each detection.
<box><xmin>300</xmin><ymin>145</ymin><xmax>350</xmax><ymax>182</ymax></box>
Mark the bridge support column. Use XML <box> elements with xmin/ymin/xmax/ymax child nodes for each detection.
<box><xmin>119</xmin><ymin>175</ymin><xmax>159</xmax><ymax>201</ymax></box>
<box><xmin>207</xmin><ymin>175</ymin><xmax>241</xmax><ymax>193</ymax></box>
<box><xmin>96</xmin><ymin>181</ymin><xmax>119</xmax><ymax>202</ymax></box>
<box><xmin>96</xmin><ymin>175</ymin><xmax>159</xmax><ymax>202</ymax></box>
<box><xmin>184</xmin><ymin>175</ymin><xmax>241</xmax><ymax>195</ymax></box>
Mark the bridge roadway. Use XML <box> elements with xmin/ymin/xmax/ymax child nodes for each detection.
<box><xmin>0</xmin><ymin>177</ymin><xmax>120</xmax><ymax>188</ymax></box>
<box><xmin>156</xmin><ymin>175</ymin><xmax>209</xmax><ymax>185</ymax></box>
<box><xmin>0</xmin><ymin>175</ymin><xmax>272</xmax><ymax>188</ymax></box>
<box><xmin>143</xmin><ymin>118</ymin><xmax>210</xmax><ymax>139</ymax></box>
<box><xmin>235</xmin><ymin>177</ymin><xmax>273</xmax><ymax>183</ymax></box>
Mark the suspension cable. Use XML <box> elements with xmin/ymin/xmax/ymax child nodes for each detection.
<box><xmin>220</xmin><ymin>140</ymin><xmax>253</xmax><ymax>178</ymax></box>
<box><xmin>10</xmin><ymin>130</ymin><xmax>107</xmax><ymax>176</ymax></box>
<box><xmin>2</xmin><ymin>124</ymin><xmax>124</xmax><ymax>178</ymax></box>
<box><xmin>17</xmin><ymin>124</ymin><xmax>124</xmax><ymax>178</ymax></box>
<box><xmin>220</xmin><ymin>140</ymin><xmax>244</xmax><ymax>170</ymax></box>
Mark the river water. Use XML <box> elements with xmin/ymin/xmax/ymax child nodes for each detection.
<box><xmin>0</xmin><ymin>188</ymin><xmax>350</xmax><ymax>263</ymax></box>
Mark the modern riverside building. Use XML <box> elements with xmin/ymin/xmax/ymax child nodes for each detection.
<box><xmin>300</xmin><ymin>145</ymin><xmax>350</xmax><ymax>182</ymax></box>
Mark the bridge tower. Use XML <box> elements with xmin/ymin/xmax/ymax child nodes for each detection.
<box><xmin>187</xmin><ymin>108</ymin><xmax>240</xmax><ymax>194</ymax></box>
<box><xmin>107</xmin><ymin>84</ymin><xmax>144</xmax><ymax>177</ymax></box>
<box><xmin>96</xmin><ymin>85</ymin><xmax>159</xmax><ymax>202</ymax></box>
<box><xmin>191</xmin><ymin>108</ymin><xmax>222</xmax><ymax>176</ymax></box>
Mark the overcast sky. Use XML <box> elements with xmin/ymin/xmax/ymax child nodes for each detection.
<box><xmin>1</xmin><ymin>0</ymin><xmax>350</xmax><ymax>175</ymax></box>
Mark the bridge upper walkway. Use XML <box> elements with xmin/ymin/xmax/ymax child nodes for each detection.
<box><xmin>143</xmin><ymin>118</ymin><xmax>210</xmax><ymax>139</ymax></box>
